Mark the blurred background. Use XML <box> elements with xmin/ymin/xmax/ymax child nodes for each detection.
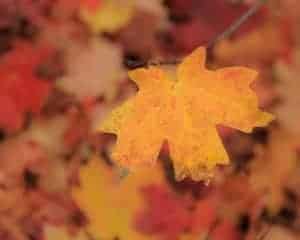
<box><xmin>0</xmin><ymin>0</ymin><xmax>299</xmax><ymax>239</ymax></box>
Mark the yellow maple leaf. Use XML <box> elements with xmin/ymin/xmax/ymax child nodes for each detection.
<box><xmin>80</xmin><ymin>0</ymin><xmax>134</xmax><ymax>33</ymax></box>
<box><xmin>100</xmin><ymin>47</ymin><xmax>274</xmax><ymax>181</ymax></box>
<box><xmin>72</xmin><ymin>155</ymin><xmax>165</xmax><ymax>240</ymax></box>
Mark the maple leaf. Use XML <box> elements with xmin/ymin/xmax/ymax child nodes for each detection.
<box><xmin>100</xmin><ymin>47</ymin><xmax>274</xmax><ymax>181</ymax></box>
<box><xmin>72</xmin><ymin>155</ymin><xmax>167</xmax><ymax>240</ymax></box>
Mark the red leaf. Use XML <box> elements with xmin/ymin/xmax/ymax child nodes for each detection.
<box><xmin>0</xmin><ymin>42</ymin><xmax>54</xmax><ymax>132</ymax></box>
<box><xmin>135</xmin><ymin>185</ymin><xmax>192</xmax><ymax>240</ymax></box>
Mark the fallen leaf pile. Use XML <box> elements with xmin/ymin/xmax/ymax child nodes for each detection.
<box><xmin>0</xmin><ymin>1</ymin><xmax>299</xmax><ymax>240</ymax></box>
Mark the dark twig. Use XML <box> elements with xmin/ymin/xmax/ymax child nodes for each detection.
<box><xmin>206</xmin><ymin>0</ymin><xmax>268</xmax><ymax>48</ymax></box>
<box><xmin>146</xmin><ymin>0</ymin><xmax>268</xmax><ymax>67</ymax></box>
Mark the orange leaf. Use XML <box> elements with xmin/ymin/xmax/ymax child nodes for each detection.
<box><xmin>100</xmin><ymin>47</ymin><xmax>274</xmax><ymax>181</ymax></box>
